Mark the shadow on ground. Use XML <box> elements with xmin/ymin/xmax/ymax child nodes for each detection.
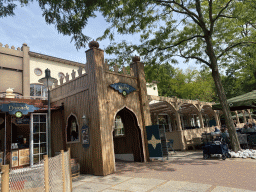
<box><xmin>114</xmin><ymin>151</ymin><xmax>221</xmax><ymax>175</ymax></box>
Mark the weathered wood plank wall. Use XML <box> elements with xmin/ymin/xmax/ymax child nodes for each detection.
<box><xmin>50</xmin><ymin>42</ymin><xmax>152</xmax><ymax>176</ymax></box>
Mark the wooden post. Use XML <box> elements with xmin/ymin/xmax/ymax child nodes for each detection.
<box><xmin>61</xmin><ymin>150</ymin><xmax>66</xmax><ymax>192</ymax></box>
<box><xmin>68</xmin><ymin>148</ymin><xmax>72</xmax><ymax>191</ymax></box>
<box><xmin>44</xmin><ymin>155</ymin><xmax>49</xmax><ymax>192</ymax></box>
<box><xmin>1</xmin><ymin>164</ymin><xmax>9</xmax><ymax>192</ymax></box>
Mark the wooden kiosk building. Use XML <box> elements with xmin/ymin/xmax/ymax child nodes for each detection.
<box><xmin>50</xmin><ymin>41</ymin><xmax>152</xmax><ymax>176</ymax></box>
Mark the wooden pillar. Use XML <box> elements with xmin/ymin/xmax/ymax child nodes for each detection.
<box><xmin>86</xmin><ymin>41</ymin><xmax>109</xmax><ymax>175</ymax></box>
<box><xmin>213</xmin><ymin>110</ymin><xmax>221</xmax><ymax>127</ymax></box>
<box><xmin>235</xmin><ymin>111</ymin><xmax>240</xmax><ymax>125</ymax></box>
<box><xmin>175</xmin><ymin>111</ymin><xmax>186</xmax><ymax>150</ymax></box>
<box><xmin>61</xmin><ymin>150</ymin><xmax>66</xmax><ymax>192</ymax></box>
<box><xmin>247</xmin><ymin>109</ymin><xmax>253</xmax><ymax>123</ymax></box>
<box><xmin>68</xmin><ymin>148</ymin><xmax>72</xmax><ymax>190</ymax></box>
<box><xmin>44</xmin><ymin>155</ymin><xmax>49</xmax><ymax>192</ymax></box>
<box><xmin>180</xmin><ymin>114</ymin><xmax>184</xmax><ymax>130</ymax></box>
<box><xmin>130</xmin><ymin>56</ymin><xmax>152</xmax><ymax>162</ymax></box>
<box><xmin>1</xmin><ymin>164</ymin><xmax>9</xmax><ymax>192</ymax></box>
<box><xmin>242</xmin><ymin>110</ymin><xmax>247</xmax><ymax>124</ymax></box>
<box><xmin>198</xmin><ymin>112</ymin><xmax>204</xmax><ymax>128</ymax></box>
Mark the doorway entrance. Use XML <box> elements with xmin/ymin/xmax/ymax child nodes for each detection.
<box><xmin>113</xmin><ymin>107</ymin><xmax>144</xmax><ymax>162</ymax></box>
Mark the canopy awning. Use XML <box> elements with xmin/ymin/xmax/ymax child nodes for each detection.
<box><xmin>212</xmin><ymin>90</ymin><xmax>256</xmax><ymax>111</ymax></box>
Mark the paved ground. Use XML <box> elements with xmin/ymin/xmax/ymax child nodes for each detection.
<box><xmin>72</xmin><ymin>150</ymin><xmax>256</xmax><ymax>192</ymax></box>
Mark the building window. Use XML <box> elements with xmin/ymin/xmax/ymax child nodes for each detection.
<box><xmin>58</xmin><ymin>72</ymin><xmax>65</xmax><ymax>79</ymax></box>
<box><xmin>34</xmin><ymin>68</ymin><xmax>42</xmax><ymax>76</ymax></box>
<box><xmin>114</xmin><ymin>116</ymin><xmax>125</xmax><ymax>137</ymax></box>
<box><xmin>30</xmin><ymin>84</ymin><xmax>48</xmax><ymax>98</ymax></box>
<box><xmin>32</xmin><ymin>113</ymin><xmax>47</xmax><ymax>165</ymax></box>
<box><xmin>67</xmin><ymin>115</ymin><xmax>79</xmax><ymax>143</ymax></box>
<box><xmin>158</xmin><ymin>114</ymin><xmax>171</xmax><ymax>132</ymax></box>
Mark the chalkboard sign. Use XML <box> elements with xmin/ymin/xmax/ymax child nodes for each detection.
<box><xmin>81</xmin><ymin>125</ymin><xmax>90</xmax><ymax>148</ymax></box>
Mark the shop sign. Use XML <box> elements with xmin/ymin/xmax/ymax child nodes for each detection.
<box><xmin>110</xmin><ymin>83</ymin><xmax>136</xmax><ymax>97</ymax></box>
<box><xmin>81</xmin><ymin>125</ymin><xmax>89</xmax><ymax>148</ymax></box>
<box><xmin>0</xmin><ymin>103</ymin><xmax>40</xmax><ymax>115</ymax></box>
<box><xmin>14</xmin><ymin>117</ymin><xmax>30</xmax><ymax>125</ymax></box>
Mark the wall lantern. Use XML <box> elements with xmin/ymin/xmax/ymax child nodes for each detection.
<box><xmin>82</xmin><ymin>115</ymin><xmax>88</xmax><ymax>125</ymax></box>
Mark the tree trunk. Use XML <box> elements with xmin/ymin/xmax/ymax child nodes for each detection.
<box><xmin>211</xmin><ymin>67</ymin><xmax>241</xmax><ymax>152</ymax></box>
<box><xmin>204</xmin><ymin>36</ymin><xmax>241</xmax><ymax>152</ymax></box>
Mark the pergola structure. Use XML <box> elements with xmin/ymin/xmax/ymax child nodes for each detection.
<box><xmin>232</xmin><ymin>110</ymin><xmax>255</xmax><ymax>127</ymax></box>
<box><xmin>148</xmin><ymin>95</ymin><xmax>221</xmax><ymax>150</ymax></box>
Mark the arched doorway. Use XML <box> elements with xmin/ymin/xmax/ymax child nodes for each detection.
<box><xmin>113</xmin><ymin>107</ymin><xmax>144</xmax><ymax>162</ymax></box>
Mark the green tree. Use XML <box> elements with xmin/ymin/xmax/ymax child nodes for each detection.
<box><xmin>145</xmin><ymin>64</ymin><xmax>218</xmax><ymax>102</ymax></box>
<box><xmin>98</xmin><ymin>0</ymin><xmax>256</xmax><ymax>151</ymax></box>
<box><xmin>169</xmin><ymin>68</ymin><xmax>217</xmax><ymax>102</ymax></box>
<box><xmin>144</xmin><ymin>63</ymin><xmax>176</xmax><ymax>97</ymax></box>
<box><xmin>222</xmin><ymin>43</ymin><xmax>256</xmax><ymax>99</ymax></box>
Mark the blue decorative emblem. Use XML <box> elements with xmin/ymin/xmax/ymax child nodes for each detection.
<box><xmin>0</xmin><ymin>103</ymin><xmax>40</xmax><ymax>115</ymax></box>
<box><xmin>81</xmin><ymin>125</ymin><xmax>90</xmax><ymax>149</ymax></box>
<box><xmin>109</xmin><ymin>83</ymin><xmax>136</xmax><ymax>96</ymax></box>
<box><xmin>12</xmin><ymin>156</ymin><xmax>18</xmax><ymax>161</ymax></box>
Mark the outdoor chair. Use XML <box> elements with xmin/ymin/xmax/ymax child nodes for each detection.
<box><xmin>237</xmin><ymin>133</ymin><xmax>248</xmax><ymax>149</ymax></box>
<box><xmin>167</xmin><ymin>139</ymin><xmax>176</xmax><ymax>153</ymax></box>
<box><xmin>248</xmin><ymin>134</ymin><xmax>256</xmax><ymax>149</ymax></box>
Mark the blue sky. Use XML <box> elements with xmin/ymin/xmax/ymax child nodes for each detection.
<box><xmin>0</xmin><ymin>1</ymin><xmax>200</xmax><ymax>71</ymax></box>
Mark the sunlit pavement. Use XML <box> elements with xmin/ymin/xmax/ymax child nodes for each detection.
<box><xmin>72</xmin><ymin>150</ymin><xmax>256</xmax><ymax>192</ymax></box>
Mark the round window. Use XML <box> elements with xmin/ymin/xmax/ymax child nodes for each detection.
<box><xmin>58</xmin><ymin>72</ymin><xmax>65</xmax><ymax>79</ymax></box>
<box><xmin>34</xmin><ymin>68</ymin><xmax>42</xmax><ymax>76</ymax></box>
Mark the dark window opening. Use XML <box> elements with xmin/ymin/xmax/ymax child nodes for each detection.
<box><xmin>67</xmin><ymin>115</ymin><xmax>79</xmax><ymax>142</ymax></box>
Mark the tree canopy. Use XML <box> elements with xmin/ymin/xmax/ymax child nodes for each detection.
<box><xmin>145</xmin><ymin>64</ymin><xmax>218</xmax><ymax>102</ymax></box>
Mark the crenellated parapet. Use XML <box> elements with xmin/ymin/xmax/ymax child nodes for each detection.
<box><xmin>104</xmin><ymin>60</ymin><xmax>135</xmax><ymax>77</ymax></box>
<box><xmin>51</xmin><ymin>65</ymin><xmax>87</xmax><ymax>89</ymax></box>
<box><xmin>0</xmin><ymin>42</ymin><xmax>21</xmax><ymax>51</ymax></box>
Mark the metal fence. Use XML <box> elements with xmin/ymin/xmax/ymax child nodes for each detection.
<box><xmin>0</xmin><ymin>149</ymin><xmax>71</xmax><ymax>192</ymax></box>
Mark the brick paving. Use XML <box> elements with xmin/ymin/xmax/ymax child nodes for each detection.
<box><xmin>113</xmin><ymin>151</ymin><xmax>256</xmax><ymax>191</ymax></box>
<box><xmin>72</xmin><ymin>150</ymin><xmax>256</xmax><ymax>192</ymax></box>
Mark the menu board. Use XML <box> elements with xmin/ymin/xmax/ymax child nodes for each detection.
<box><xmin>11</xmin><ymin>150</ymin><xmax>19</xmax><ymax>167</ymax></box>
<box><xmin>19</xmin><ymin>149</ymin><xmax>30</xmax><ymax>166</ymax></box>
<box><xmin>0</xmin><ymin>152</ymin><xmax>3</xmax><ymax>166</ymax></box>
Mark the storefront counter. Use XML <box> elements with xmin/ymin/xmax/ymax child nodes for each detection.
<box><xmin>11</xmin><ymin>148</ymin><xmax>30</xmax><ymax>168</ymax></box>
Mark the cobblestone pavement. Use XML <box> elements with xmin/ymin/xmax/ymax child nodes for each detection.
<box><xmin>72</xmin><ymin>150</ymin><xmax>256</xmax><ymax>192</ymax></box>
